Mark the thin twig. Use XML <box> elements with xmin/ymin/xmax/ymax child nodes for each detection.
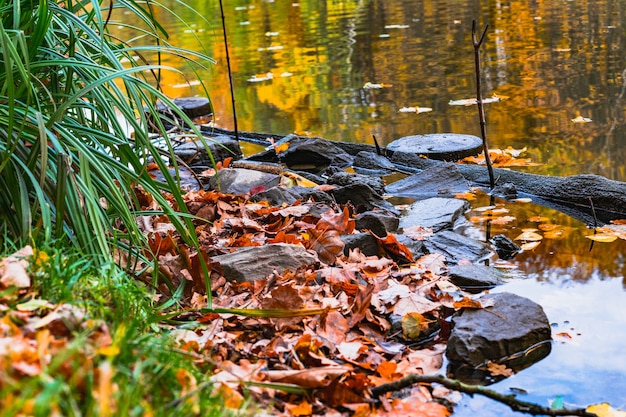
<box><xmin>219</xmin><ymin>0</ymin><xmax>239</xmax><ymax>140</ymax></box>
<box><xmin>472</xmin><ymin>20</ymin><xmax>495</xmax><ymax>189</ymax></box>
<box><xmin>371</xmin><ymin>374</ymin><xmax>597</xmax><ymax>417</ymax></box>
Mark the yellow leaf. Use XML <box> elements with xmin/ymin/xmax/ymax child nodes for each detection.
<box><xmin>586</xmin><ymin>403</ymin><xmax>626</xmax><ymax>417</ymax></box>
<box><xmin>286</xmin><ymin>400</ymin><xmax>313</xmax><ymax>416</ymax></box>
<box><xmin>515</xmin><ymin>231</ymin><xmax>543</xmax><ymax>241</ymax></box>
<box><xmin>520</xmin><ymin>241</ymin><xmax>541</xmax><ymax>251</ymax></box>
<box><xmin>585</xmin><ymin>234</ymin><xmax>618</xmax><ymax>243</ymax></box>
<box><xmin>402</xmin><ymin>312</ymin><xmax>426</xmax><ymax>340</ymax></box>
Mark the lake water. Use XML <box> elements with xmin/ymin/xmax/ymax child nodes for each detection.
<box><xmin>114</xmin><ymin>0</ymin><xmax>626</xmax><ymax>413</ymax></box>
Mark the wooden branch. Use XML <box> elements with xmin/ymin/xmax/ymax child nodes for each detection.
<box><xmin>370</xmin><ymin>374</ymin><xmax>597</xmax><ymax>417</ymax></box>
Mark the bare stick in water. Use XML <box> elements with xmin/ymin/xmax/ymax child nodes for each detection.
<box><xmin>219</xmin><ymin>0</ymin><xmax>240</xmax><ymax>140</ymax></box>
<box><xmin>472</xmin><ymin>20</ymin><xmax>495</xmax><ymax>189</ymax></box>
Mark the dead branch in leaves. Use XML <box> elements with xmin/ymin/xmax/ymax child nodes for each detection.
<box><xmin>371</xmin><ymin>374</ymin><xmax>597</xmax><ymax>417</ymax></box>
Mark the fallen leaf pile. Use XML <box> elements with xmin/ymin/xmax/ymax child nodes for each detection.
<box><xmin>125</xmin><ymin>183</ymin><xmax>500</xmax><ymax>416</ymax></box>
<box><xmin>1</xmin><ymin>182</ymin><xmax>495</xmax><ymax>416</ymax></box>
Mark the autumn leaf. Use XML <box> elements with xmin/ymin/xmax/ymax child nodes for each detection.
<box><xmin>307</xmin><ymin>228</ymin><xmax>344</xmax><ymax>265</ymax></box>
<box><xmin>585</xmin><ymin>234</ymin><xmax>618</xmax><ymax>243</ymax></box>
<box><xmin>373</xmin><ymin>233</ymin><xmax>414</xmax><ymax>264</ymax></box>
<box><xmin>285</xmin><ymin>400</ymin><xmax>313</xmax><ymax>416</ymax></box>
<box><xmin>486</xmin><ymin>361</ymin><xmax>514</xmax><ymax>377</ymax></box>
<box><xmin>263</xmin><ymin>366</ymin><xmax>351</xmax><ymax>388</ymax></box>
<box><xmin>401</xmin><ymin>312</ymin><xmax>429</xmax><ymax>340</ymax></box>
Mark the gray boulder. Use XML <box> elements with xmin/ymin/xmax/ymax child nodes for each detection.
<box><xmin>355</xmin><ymin>210</ymin><xmax>399</xmax><ymax>236</ymax></box>
<box><xmin>446</xmin><ymin>292</ymin><xmax>552</xmax><ymax>368</ymax></box>
<box><xmin>424</xmin><ymin>230</ymin><xmax>492</xmax><ymax>264</ymax></box>
<box><xmin>399</xmin><ymin>197</ymin><xmax>470</xmax><ymax>232</ymax></box>
<box><xmin>207</xmin><ymin>168</ymin><xmax>281</xmax><ymax>195</ymax></box>
<box><xmin>385</xmin><ymin>164</ymin><xmax>471</xmax><ymax>199</ymax></box>
<box><xmin>175</xmin><ymin>135</ymin><xmax>242</xmax><ymax>167</ymax></box>
<box><xmin>211</xmin><ymin>244</ymin><xmax>318</xmax><ymax>283</ymax></box>
<box><xmin>448</xmin><ymin>264</ymin><xmax>506</xmax><ymax>293</ymax></box>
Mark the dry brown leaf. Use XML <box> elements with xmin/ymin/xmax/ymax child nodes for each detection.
<box><xmin>486</xmin><ymin>361</ymin><xmax>514</xmax><ymax>377</ymax></box>
<box><xmin>263</xmin><ymin>366</ymin><xmax>351</xmax><ymax>388</ymax></box>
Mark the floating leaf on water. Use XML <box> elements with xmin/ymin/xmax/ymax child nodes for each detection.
<box><xmin>530</xmin><ymin>216</ymin><xmax>550</xmax><ymax>223</ymax></box>
<box><xmin>398</xmin><ymin>106</ymin><xmax>433</xmax><ymax>114</ymax></box>
<box><xmin>363</xmin><ymin>82</ymin><xmax>392</xmax><ymax>89</ymax></box>
<box><xmin>247</xmin><ymin>72</ymin><xmax>273</xmax><ymax>82</ymax></box>
<box><xmin>486</xmin><ymin>361</ymin><xmax>514</xmax><ymax>377</ymax></box>
<box><xmin>513</xmin><ymin>197</ymin><xmax>533</xmax><ymax>203</ymax></box>
<box><xmin>449</xmin><ymin>95</ymin><xmax>501</xmax><ymax>106</ymax></box>
<box><xmin>586</xmin><ymin>403</ymin><xmax>626</xmax><ymax>417</ymax></box>
<box><xmin>571</xmin><ymin>115</ymin><xmax>592</xmax><ymax>123</ymax></box>
<box><xmin>265</xmin><ymin>31</ymin><xmax>279</xmax><ymax>37</ymax></box>
<box><xmin>520</xmin><ymin>241</ymin><xmax>541</xmax><ymax>251</ymax></box>
<box><xmin>474</xmin><ymin>205</ymin><xmax>497</xmax><ymax>212</ymax></box>
<box><xmin>384</xmin><ymin>24</ymin><xmax>410</xmax><ymax>29</ymax></box>
<box><xmin>585</xmin><ymin>234</ymin><xmax>618</xmax><ymax>243</ymax></box>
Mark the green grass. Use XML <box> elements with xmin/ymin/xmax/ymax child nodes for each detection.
<box><xmin>0</xmin><ymin>245</ymin><xmax>234</xmax><ymax>417</ymax></box>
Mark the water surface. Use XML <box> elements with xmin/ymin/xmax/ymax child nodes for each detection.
<box><xmin>113</xmin><ymin>0</ymin><xmax>626</xmax><ymax>413</ymax></box>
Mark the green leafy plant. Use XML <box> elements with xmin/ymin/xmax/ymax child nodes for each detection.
<box><xmin>0</xmin><ymin>0</ymin><xmax>214</xmax><ymax>282</ymax></box>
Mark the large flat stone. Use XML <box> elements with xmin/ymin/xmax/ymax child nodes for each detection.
<box><xmin>211</xmin><ymin>244</ymin><xmax>318</xmax><ymax>283</ymax></box>
<box><xmin>386</xmin><ymin>133</ymin><xmax>483</xmax><ymax>161</ymax></box>
<box><xmin>385</xmin><ymin>163</ymin><xmax>471</xmax><ymax>199</ymax></box>
<box><xmin>399</xmin><ymin>198</ymin><xmax>470</xmax><ymax>232</ymax></box>
<box><xmin>424</xmin><ymin>230</ymin><xmax>492</xmax><ymax>264</ymax></box>
<box><xmin>207</xmin><ymin>168</ymin><xmax>281</xmax><ymax>195</ymax></box>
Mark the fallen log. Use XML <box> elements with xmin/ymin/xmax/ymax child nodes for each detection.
<box><xmin>199</xmin><ymin>126</ymin><xmax>626</xmax><ymax>224</ymax></box>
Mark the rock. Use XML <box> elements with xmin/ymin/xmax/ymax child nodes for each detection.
<box><xmin>327</xmin><ymin>172</ymin><xmax>386</xmax><ymax>196</ymax></box>
<box><xmin>342</xmin><ymin>233</ymin><xmax>380</xmax><ymax>257</ymax></box>
<box><xmin>448</xmin><ymin>265</ymin><xmax>506</xmax><ymax>293</ymax></box>
<box><xmin>395</xmin><ymin>234</ymin><xmax>428</xmax><ymax>260</ymax></box>
<box><xmin>446</xmin><ymin>292</ymin><xmax>552</xmax><ymax>368</ymax></box>
<box><xmin>151</xmin><ymin>97</ymin><xmax>212</xmax><ymax>130</ymax></box>
<box><xmin>353</xmin><ymin>151</ymin><xmax>396</xmax><ymax>173</ymax></box>
<box><xmin>207</xmin><ymin>168</ymin><xmax>281</xmax><ymax>195</ymax></box>
<box><xmin>386</xmin><ymin>133</ymin><xmax>483</xmax><ymax>161</ymax></box>
<box><xmin>250</xmin><ymin>186</ymin><xmax>302</xmax><ymax>206</ymax></box>
<box><xmin>291</xmin><ymin>186</ymin><xmax>335</xmax><ymax>204</ymax></box>
<box><xmin>356</xmin><ymin>211</ymin><xmax>399</xmax><ymax>236</ymax></box>
<box><xmin>175</xmin><ymin>135</ymin><xmax>242</xmax><ymax>167</ymax></box>
<box><xmin>279</xmin><ymin>137</ymin><xmax>353</xmax><ymax>173</ymax></box>
<box><xmin>211</xmin><ymin>244</ymin><xmax>318</xmax><ymax>283</ymax></box>
<box><xmin>424</xmin><ymin>231</ymin><xmax>493</xmax><ymax>264</ymax></box>
<box><xmin>385</xmin><ymin>164</ymin><xmax>471</xmax><ymax>198</ymax></box>
<box><xmin>490</xmin><ymin>234</ymin><xmax>521</xmax><ymax>260</ymax></box>
<box><xmin>490</xmin><ymin>182</ymin><xmax>518</xmax><ymax>200</ymax></box>
<box><xmin>330</xmin><ymin>183</ymin><xmax>398</xmax><ymax>214</ymax></box>
<box><xmin>399</xmin><ymin>198</ymin><xmax>470</xmax><ymax>232</ymax></box>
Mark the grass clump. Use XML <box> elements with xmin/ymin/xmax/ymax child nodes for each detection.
<box><xmin>0</xmin><ymin>245</ymin><xmax>231</xmax><ymax>417</ymax></box>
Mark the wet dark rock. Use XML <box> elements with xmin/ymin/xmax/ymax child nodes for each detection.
<box><xmin>250</xmin><ymin>186</ymin><xmax>302</xmax><ymax>206</ymax></box>
<box><xmin>446</xmin><ymin>292</ymin><xmax>551</xmax><ymax>368</ymax></box>
<box><xmin>211</xmin><ymin>244</ymin><xmax>318</xmax><ymax>283</ymax></box>
<box><xmin>151</xmin><ymin>97</ymin><xmax>212</xmax><ymax>130</ymax></box>
<box><xmin>490</xmin><ymin>182</ymin><xmax>518</xmax><ymax>200</ymax></box>
<box><xmin>342</xmin><ymin>233</ymin><xmax>380</xmax><ymax>257</ymax></box>
<box><xmin>355</xmin><ymin>211</ymin><xmax>399</xmax><ymax>236</ymax></box>
<box><xmin>290</xmin><ymin>186</ymin><xmax>335</xmax><ymax>204</ymax></box>
<box><xmin>425</xmin><ymin>230</ymin><xmax>493</xmax><ymax>264</ymax></box>
<box><xmin>385</xmin><ymin>164</ymin><xmax>471</xmax><ymax>198</ymax></box>
<box><xmin>386</xmin><ymin>133</ymin><xmax>483</xmax><ymax>161</ymax></box>
<box><xmin>279</xmin><ymin>137</ymin><xmax>353</xmax><ymax>173</ymax></box>
<box><xmin>448</xmin><ymin>264</ymin><xmax>506</xmax><ymax>293</ymax></box>
<box><xmin>399</xmin><ymin>198</ymin><xmax>470</xmax><ymax>232</ymax></box>
<box><xmin>490</xmin><ymin>234</ymin><xmax>521</xmax><ymax>260</ymax></box>
<box><xmin>353</xmin><ymin>151</ymin><xmax>396</xmax><ymax>173</ymax></box>
<box><xmin>330</xmin><ymin>183</ymin><xmax>398</xmax><ymax>214</ymax></box>
<box><xmin>395</xmin><ymin>234</ymin><xmax>428</xmax><ymax>260</ymax></box>
<box><xmin>207</xmin><ymin>168</ymin><xmax>281</xmax><ymax>195</ymax></box>
<box><xmin>327</xmin><ymin>172</ymin><xmax>386</xmax><ymax>196</ymax></box>
<box><xmin>175</xmin><ymin>135</ymin><xmax>242</xmax><ymax>167</ymax></box>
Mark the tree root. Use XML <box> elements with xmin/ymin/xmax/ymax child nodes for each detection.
<box><xmin>370</xmin><ymin>374</ymin><xmax>597</xmax><ymax>417</ymax></box>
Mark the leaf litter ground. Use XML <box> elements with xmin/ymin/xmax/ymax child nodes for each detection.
<box><xmin>0</xmin><ymin>181</ymin><xmax>546</xmax><ymax>416</ymax></box>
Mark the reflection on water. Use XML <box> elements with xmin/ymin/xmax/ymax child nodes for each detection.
<box><xmin>128</xmin><ymin>0</ymin><xmax>626</xmax><ymax>181</ymax></box>
<box><xmin>112</xmin><ymin>0</ymin><xmax>626</xmax><ymax>413</ymax></box>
